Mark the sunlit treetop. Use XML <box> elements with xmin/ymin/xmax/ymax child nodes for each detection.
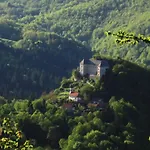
<box><xmin>106</xmin><ymin>31</ymin><xmax>150</xmax><ymax>45</ymax></box>
<box><xmin>0</xmin><ymin>118</ymin><xmax>34</xmax><ymax>150</ymax></box>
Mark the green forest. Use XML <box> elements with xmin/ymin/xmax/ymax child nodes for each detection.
<box><xmin>0</xmin><ymin>36</ymin><xmax>91</xmax><ymax>99</ymax></box>
<box><xmin>0</xmin><ymin>0</ymin><xmax>150</xmax><ymax>149</ymax></box>
<box><xmin>0</xmin><ymin>0</ymin><xmax>150</xmax><ymax>65</ymax></box>
<box><xmin>1</xmin><ymin>58</ymin><xmax>150</xmax><ymax>150</ymax></box>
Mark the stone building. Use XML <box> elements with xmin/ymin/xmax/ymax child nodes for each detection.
<box><xmin>79</xmin><ymin>58</ymin><xmax>109</xmax><ymax>79</ymax></box>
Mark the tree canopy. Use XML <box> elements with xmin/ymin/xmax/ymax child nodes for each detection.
<box><xmin>106</xmin><ymin>31</ymin><xmax>150</xmax><ymax>45</ymax></box>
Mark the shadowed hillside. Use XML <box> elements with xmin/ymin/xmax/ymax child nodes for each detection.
<box><xmin>0</xmin><ymin>57</ymin><xmax>150</xmax><ymax>149</ymax></box>
<box><xmin>0</xmin><ymin>36</ymin><xmax>92</xmax><ymax>99</ymax></box>
<box><xmin>101</xmin><ymin>59</ymin><xmax>150</xmax><ymax>105</ymax></box>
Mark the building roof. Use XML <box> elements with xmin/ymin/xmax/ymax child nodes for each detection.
<box><xmin>69</xmin><ymin>92</ymin><xmax>79</xmax><ymax>97</ymax></box>
<box><xmin>80</xmin><ymin>58</ymin><xmax>109</xmax><ymax>67</ymax></box>
<box><xmin>63</xmin><ymin>103</ymin><xmax>73</xmax><ymax>109</ymax></box>
<box><xmin>88</xmin><ymin>102</ymin><xmax>106</xmax><ymax>108</ymax></box>
<box><xmin>100</xmin><ymin>60</ymin><xmax>109</xmax><ymax>67</ymax></box>
<box><xmin>88</xmin><ymin>103</ymin><xmax>99</xmax><ymax>107</ymax></box>
<box><xmin>80</xmin><ymin>59</ymin><xmax>95</xmax><ymax>65</ymax></box>
<box><xmin>90</xmin><ymin>58</ymin><xmax>101</xmax><ymax>65</ymax></box>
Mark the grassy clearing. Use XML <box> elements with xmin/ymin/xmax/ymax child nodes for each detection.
<box><xmin>57</xmin><ymin>91</ymin><xmax>69</xmax><ymax>100</ymax></box>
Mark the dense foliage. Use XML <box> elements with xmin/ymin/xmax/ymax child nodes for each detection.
<box><xmin>0</xmin><ymin>118</ymin><xmax>33</xmax><ymax>149</ymax></box>
<box><xmin>0</xmin><ymin>34</ymin><xmax>91</xmax><ymax>99</ymax></box>
<box><xmin>0</xmin><ymin>0</ymin><xmax>150</xmax><ymax>149</ymax></box>
<box><xmin>0</xmin><ymin>0</ymin><xmax>150</xmax><ymax>98</ymax></box>
<box><xmin>0</xmin><ymin>0</ymin><xmax>150</xmax><ymax>67</ymax></box>
<box><xmin>106</xmin><ymin>30</ymin><xmax>150</xmax><ymax>44</ymax></box>
<box><xmin>0</xmin><ymin>58</ymin><xmax>150</xmax><ymax>149</ymax></box>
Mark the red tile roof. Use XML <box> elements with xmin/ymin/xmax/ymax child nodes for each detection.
<box><xmin>88</xmin><ymin>103</ymin><xmax>99</xmax><ymax>107</ymax></box>
<box><xmin>69</xmin><ymin>92</ymin><xmax>79</xmax><ymax>97</ymax></box>
<box><xmin>63</xmin><ymin>103</ymin><xmax>73</xmax><ymax>109</ymax></box>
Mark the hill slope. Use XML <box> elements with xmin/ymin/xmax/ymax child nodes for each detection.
<box><xmin>0</xmin><ymin>57</ymin><xmax>150</xmax><ymax>149</ymax></box>
<box><xmin>0</xmin><ymin>33</ymin><xmax>91</xmax><ymax>99</ymax></box>
<box><xmin>0</xmin><ymin>0</ymin><xmax>150</xmax><ymax>66</ymax></box>
<box><xmin>0</xmin><ymin>1</ymin><xmax>150</xmax><ymax>93</ymax></box>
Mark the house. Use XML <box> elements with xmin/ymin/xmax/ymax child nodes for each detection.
<box><xmin>79</xmin><ymin>58</ymin><xmax>109</xmax><ymax>79</ymax></box>
<box><xmin>69</xmin><ymin>92</ymin><xmax>82</xmax><ymax>102</ymax></box>
<box><xmin>88</xmin><ymin>98</ymin><xmax>106</xmax><ymax>110</ymax></box>
<box><xmin>69</xmin><ymin>88</ymin><xmax>82</xmax><ymax>102</ymax></box>
<box><xmin>63</xmin><ymin>103</ymin><xmax>74</xmax><ymax>111</ymax></box>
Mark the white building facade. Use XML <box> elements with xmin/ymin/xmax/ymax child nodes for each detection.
<box><xmin>79</xmin><ymin>58</ymin><xmax>109</xmax><ymax>79</ymax></box>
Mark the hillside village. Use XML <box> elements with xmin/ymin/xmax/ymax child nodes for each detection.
<box><xmin>51</xmin><ymin>58</ymin><xmax>110</xmax><ymax>113</ymax></box>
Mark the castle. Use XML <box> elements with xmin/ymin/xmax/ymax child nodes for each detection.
<box><xmin>79</xmin><ymin>58</ymin><xmax>109</xmax><ymax>79</ymax></box>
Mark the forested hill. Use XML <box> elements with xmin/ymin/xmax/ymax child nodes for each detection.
<box><xmin>0</xmin><ymin>0</ymin><xmax>150</xmax><ymax>67</ymax></box>
<box><xmin>1</xmin><ymin>58</ymin><xmax>150</xmax><ymax>149</ymax></box>
<box><xmin>1</xmin><ymin>0</ymin><xmax>150</xmax><ymax>149</ymax></box>
<box><xmin>0</xmin><ymin>34</ymin><xmax>91</xmax><ymax>99</ymax></box>
<box><xmin>0</xmin><ymin>0</ymin><xmax>149</xmax><ymax>96</ymax></box>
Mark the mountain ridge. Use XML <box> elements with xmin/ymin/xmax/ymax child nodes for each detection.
<box><xmin>0</xmin><ymin>0</ymin><xmax>150</xmax><ymax>67</ymax></box>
